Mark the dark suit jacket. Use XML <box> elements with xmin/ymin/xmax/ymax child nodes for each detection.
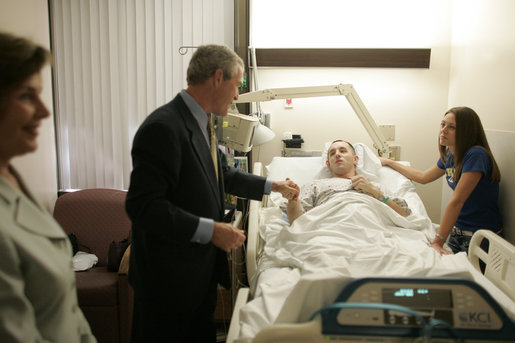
<box><xmin>126</xmin><ymin>94</ymin><xmax>266</xmax><ymax>315</ymax></box>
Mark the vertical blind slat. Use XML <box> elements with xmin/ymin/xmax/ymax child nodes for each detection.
<box><xmin>51</xmin><ymin>0</ymin><xmax>232</xmax><ymax>190</ymax></box>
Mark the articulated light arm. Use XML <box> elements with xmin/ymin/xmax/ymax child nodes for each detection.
<box><xmin>233</xmin><ymin>84</ymin><xmax>390</xmax><ymax>157</ymax></box>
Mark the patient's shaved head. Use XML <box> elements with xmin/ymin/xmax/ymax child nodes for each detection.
<box><xmin>327</xmin><ymin>140</ymin><xmax>355</xmax><ymax>160</ymax></box>
<box><xmin>326</xmin><ymin>140</ymin><xmax>358</xmax><ymax>179</ymax></box>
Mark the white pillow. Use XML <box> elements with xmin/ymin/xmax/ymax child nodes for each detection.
<box><xmin>265</xmin><ymin>143</ymin><xmax>412</xmax><ymax>195</ymax></box>
<box><xmin>379</xmin><ymin>161</ymin><xmax>416</xmax><ymax>195</ymax></box>
<box><xmin>266</xmin><ymin>156</ymin><xmax>323</xmax><ymax>187</ymax></box>
<box><xmin>313</xmin><ymin>142</ymin><xmax>381</xmax><ymax>182</ymax></box>
<box><xmin>73</xmin><ymin>252</ymin><xmax>98</xmax><ymax>271</ymax></box>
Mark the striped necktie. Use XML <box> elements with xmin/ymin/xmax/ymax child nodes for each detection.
<box><xmin>208</xmin><ymin>114</ymin><xmax>219</xmax><ymax>181</ymax></box>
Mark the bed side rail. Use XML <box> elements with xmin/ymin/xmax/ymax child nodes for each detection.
<box><xmin>226</xmin><ymin>287</ymin><xmax>250</xmax><ymax>343</ymax></box>
<box><xmin>247</xmin><ymin>162</ymin><xmax>266</xmax><ymax>283</ymax></box>
<box><xmin>468</xmin><ymin>229</ymin><xmax>515</xmax><ymax>301</ymax></box>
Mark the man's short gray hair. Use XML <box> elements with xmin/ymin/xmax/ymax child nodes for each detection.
<box><xmin>186</xmin><ymin>44</ymin><xmax>244</xmax><ymax>85</ymax></box>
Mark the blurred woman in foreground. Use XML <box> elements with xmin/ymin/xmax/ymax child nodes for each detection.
<box><xmin>0</xmin><ymin>32</ymin><xmax>96</xmax><ymax>343</ymax></box>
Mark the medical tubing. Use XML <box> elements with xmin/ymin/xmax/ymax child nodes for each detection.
<box><xmin>309</xmin><ymin>302</ymin><xmax>463</xmax><ymax>342</ymax></box>
<box><xmin>425</xmin><ymin>319</ymin><xmax>465</xmax><ymax>343</ymax></box>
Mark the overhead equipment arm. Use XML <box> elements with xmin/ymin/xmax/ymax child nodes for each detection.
<box><xmin>233</xmin><ymin>84</ymin><xmax>390</xmax><ymax>157</ymax></box>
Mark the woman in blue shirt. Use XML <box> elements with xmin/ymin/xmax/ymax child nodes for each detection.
<box><xmin>380</xmin><ymin>107</ymin><xmax>501</xmax><ymax>255</ymax></box>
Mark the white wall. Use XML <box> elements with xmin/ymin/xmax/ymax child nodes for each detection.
<box><xmin>448</xmin><ymin>0</ymin><xmax>515</xmax><ymax>131</ymax></box>
<box><xmin>250</xmin><ymin>0</ymin><xmax>453</xmax><ymax>222</ymax></box>
<box><xmin>445</xmin><ymin>0</ymin><xmax>515</xmax><ymax>243</ymax></box>
<box><xmin>0</xmin><ymin>0</ymin><xmax>58</xmax><ymax>211</ymax></box>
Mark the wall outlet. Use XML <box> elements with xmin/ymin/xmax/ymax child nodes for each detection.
<box><xmin>379</xmin><ymin>125</ymin><xmax>395</xmax><ymax>141</ymax></box>
<box><xmin>389</xmin><ymin>144</ymin><xmax>401</xmax><ymax>161</ymax></box>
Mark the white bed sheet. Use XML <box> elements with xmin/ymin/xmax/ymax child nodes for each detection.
<box><xmin>233</xmin><ymin>144</ymin><xmax>515</xmax><ymax>342</ymax></box>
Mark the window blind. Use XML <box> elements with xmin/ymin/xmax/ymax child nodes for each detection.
<box><xmin>50</xmin><ymin>0</ymin><xmax>233</xmax><ymax>189</ymax></box>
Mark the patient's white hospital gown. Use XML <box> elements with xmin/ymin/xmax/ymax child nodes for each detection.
<box><xmin>299</xmin><ymin>177</ymin><xmax>410</xmax><ymax>214</ymax></box>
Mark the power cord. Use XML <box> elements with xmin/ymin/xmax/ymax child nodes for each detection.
<box><xmin>424</xmin><ymin>318</ymin><xmax>464</xmax><ymax>343</ymax></box>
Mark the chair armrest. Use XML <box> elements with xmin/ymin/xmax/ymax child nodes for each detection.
<box><xmin>118</xmin><ymin>244</ymin><xmax>131</xmax><ymax>275</ymax></box>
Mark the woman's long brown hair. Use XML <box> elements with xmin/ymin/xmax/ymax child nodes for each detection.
<box><xmin>439</xmin><ymin>106</ymin><xmax>500</xmax><ymax>183</ymax></box>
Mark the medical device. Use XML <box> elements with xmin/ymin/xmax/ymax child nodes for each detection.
<box><xmin>219</xmin><ymin>112</ymin><xmax>259</xmax><ymax>153</ymax></box>
<box><xmin>231</xmin><ymin>84</ymin><xmax>391</xmax><ymax>157</ymax></box>
<box><xmin>315</xmin><ymin>277</ymin><xmax>515</xmax><ymax>342</ymax></box>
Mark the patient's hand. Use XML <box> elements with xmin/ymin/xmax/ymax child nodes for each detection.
<box><xmin>351</xmin><ymin>175</ymin><xmax>380</xmax><ymax>198</ymax></box>
<box><xmin>286</xmin><ymin>195</ymin><xmax>304</xmax><ymax>225</ymax></box>
<box><xmin>352</xmin><ymin>175</ymin><xmax>410</xmax><ymax>217</ymax></box>
<box><xmin>211</xmin><ymin>222</ymin><xmax>246</xmax><ymax>253</ymax></box>
<box><xmin>272</xmin><ymin>178</ymin><xmax>300</xmax><ymax>201</ymax></box>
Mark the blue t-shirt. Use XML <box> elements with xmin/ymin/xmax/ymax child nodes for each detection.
<box><xmin>437</xmin><ymin>147</ymin><xmax>502</xmax><ymax>232</ymax></box>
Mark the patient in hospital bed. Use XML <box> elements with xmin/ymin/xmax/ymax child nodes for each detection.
<box><xmin>260</xmin><ymin>140</ymin><xmax>450</xmax><ymax>277</ymax></box>
<box><xmin>233</xmin><ymin>141</ymin><xmax>515</xmax><ymax>342</ymax></box>
<box><xmin>286</xmin><ymin>140</ymin><xmax>411</xmax><ymax>224</ymax></box>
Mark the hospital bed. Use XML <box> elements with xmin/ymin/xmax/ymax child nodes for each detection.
<box><xmin>226</xmin><ymin>143</ymin><xmax>515</xmax><ymax>343</ymax></box>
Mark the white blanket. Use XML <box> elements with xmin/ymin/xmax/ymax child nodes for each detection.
<box><xmin>260</xmin><ymin>191</ymin><xmax>442</xmax><ymax>276</ymax></box>
<box><xmin>235</xmin><ymin>192</ymin><xmax>515</xmax><ymax>342</ymax></box>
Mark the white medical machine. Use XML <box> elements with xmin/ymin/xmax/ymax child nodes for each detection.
<box><xmin>219</xmin><ymin>112</ymin><xmax>260</xmax><ymax>153</ymax></box>
<box><xmin>310</xmin><ymin>277</ymin><xmax>515</xmax><ymax>342</ymax></box>
<box><xmin>247</xmin><ymin>276</ymin><xmax>515</xmax><ymax>343</ymax></box>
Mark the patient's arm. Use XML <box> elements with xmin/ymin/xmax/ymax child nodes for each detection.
<box><xmin>286</xmin><ymin>198</ymin><xmax>304</xmax><ymax>224</ymax></box>
<box><xmin>383</xmin><ymin>197</ymin><xmax>410</xmax><ymax>217</ymax></box>
<box><xmin>351</xmin><ymin>175</ymin><xmax>410</xmax><ymax>217</ymax></box>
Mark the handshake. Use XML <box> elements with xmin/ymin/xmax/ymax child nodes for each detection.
<box><xmin>273</xmin><ymin>178</ymin><xmax>299</xmax><ymax>202</ymax></box>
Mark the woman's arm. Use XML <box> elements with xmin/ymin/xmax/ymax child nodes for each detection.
<box><xmin>431</xmin><ymin>171</ymin><xmax>482</xmax><ymax>254</ymax></box>
<box><xmin>379</xmin><ymin>158</ymin><xmax>444</xmax><ymax>184</ymax></box>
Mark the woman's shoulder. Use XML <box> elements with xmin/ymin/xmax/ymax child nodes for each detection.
<box><xmin>463</xmin><ymin>146</ymin><xmax>493</xmax><ymax>172</ymax></box>
<box><xmin>465</xmin><ymin>146</ymin><xmax>489</xmax><ymax>159</ymax></box>
<box><xmin>467</xmin><ymin>145</ymin><xmax>487</xmax><ymax>153</ymax></box>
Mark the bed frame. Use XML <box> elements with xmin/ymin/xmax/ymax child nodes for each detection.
<box><xmin>245</xmin><ymin>162</ymin><xmax>268</xmax><ymax>284</ymax></box>
<box><xmin>468</xmin><ymin>229</ymin><xmax>515</xmax><ymax>301</ymax></box>
<box><xmin>226</xmin><ymin>161</ymin><xmax>515</xmax><ymax>343</ymax></box>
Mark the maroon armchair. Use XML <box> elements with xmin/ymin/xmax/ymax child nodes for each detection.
<box><xmin>53</xmin><ymin>188</ymin><xmax>133</xmax><ymax>343</ymax></box>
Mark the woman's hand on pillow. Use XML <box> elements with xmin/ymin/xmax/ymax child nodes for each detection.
<box><xmin>379</xmin><ymin>156</ymin><xmax>393</xmax><ymax>167</ymax></box>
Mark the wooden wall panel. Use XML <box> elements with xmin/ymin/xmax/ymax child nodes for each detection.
<box><xmin>254</xmin><ymin>48</ymin><xmax>431</xmax><ymax>68</ymax></box>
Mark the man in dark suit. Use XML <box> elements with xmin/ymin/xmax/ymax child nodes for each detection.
<box><xmin>126</xmin><ymin>44</ymin><xmax>298</xmax><ymax>342</ymax></box>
